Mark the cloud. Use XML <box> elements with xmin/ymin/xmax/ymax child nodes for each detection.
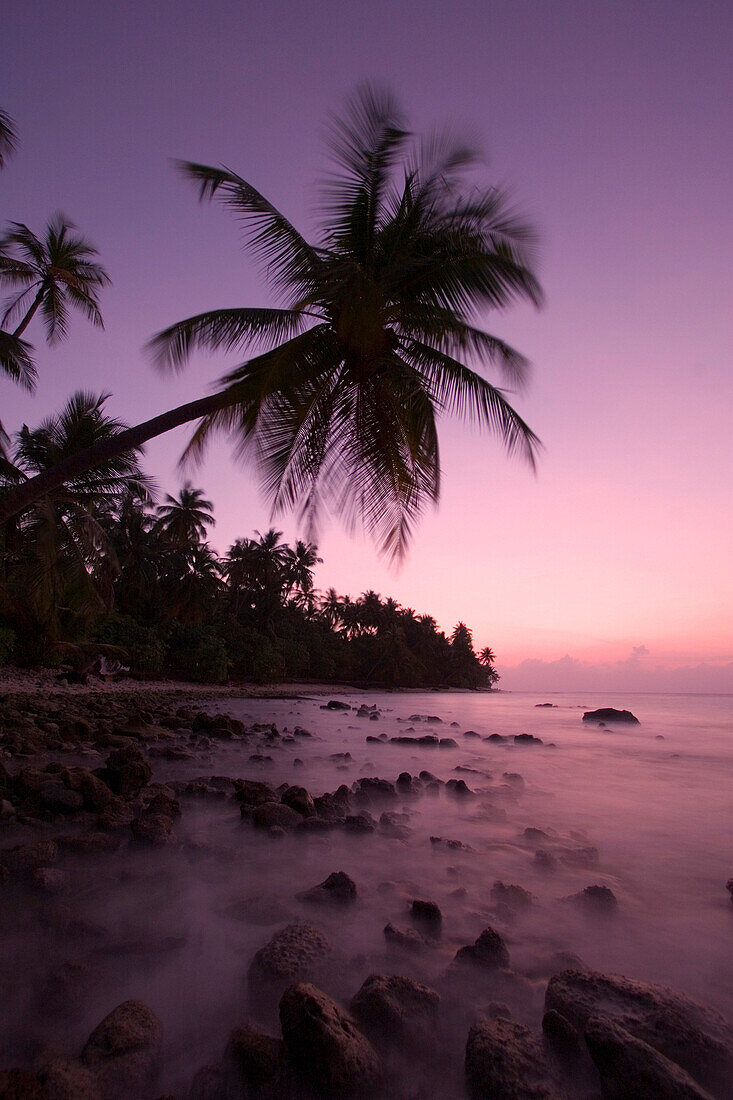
<box><xmin>497</xmin><ymin>649</ymin><xmax>733</xmax><ymax>693</ymax></box>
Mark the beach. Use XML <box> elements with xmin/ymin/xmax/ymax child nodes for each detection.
<box><xmin>1</xmin><ymin>682</ymin><xmax>732</xmax><ymax>1097</ymax></box>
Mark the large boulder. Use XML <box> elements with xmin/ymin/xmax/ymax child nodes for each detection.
<box><xmin>98</xmin><ymin>746</ymin><xmax>151</xmax><ymax>799</ymax></box>
<box><xmin>251</xmin><ymin>802</ymin><xmax>302</xmax><ymax>829</ymax></box>
<box><xmin>465</xmin><ymin>1017</ymin><xmax>564</xmax><ymax>1099</ymax></box>
<box><xmin>279</xmin><ymin>983</ymin><xmax>381</xmax><ymax>1098</ymax></box>
<box><xmin>582</xmin><ymin>708</ymin><xmax>639</xmax><ymax>724</ymax></box>
<box><xmin>350</xmin><ymin>973</ymin><xmax>439</xmax><ymax>1043</ymax></box>
<box><xmin>545</xmin><ymin>969</ymin><xmax>733</xmax><ymax>1095</ymax></box>
<box><xmin>229</xmin><ymin>1022</ymin><xmax>282</xmax><ymax>1095</ymax></box>
<box><xmin>248</xmin><ymin>923</ymin><xmax>331</xmax><ymax>1010</ymax></box>
<box><xmin>233</xmin><ymin>779</ymin><xmax>275</xmax><ymax>807</ymax></box>
<box><xmin>584</xmin><ymin>1015</ymin><xmax>715</xmax><ymax>1099</ymax></box>
<box><xmin>40</xmin><ymin>1057</ymin><xmax>102</xmax><ymax>1099</ymax></box>
<box><xmin>281</xmin><ymin>785</ymin><xmax>315</xmax><ymax>817</ymax></box>
<box><xmin>80</xmin><ymin>999</ymin><xmax>162</xmax><ymax>1099</ymax></box>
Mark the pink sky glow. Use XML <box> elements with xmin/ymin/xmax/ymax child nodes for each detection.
<box><xmin>4</xmin><ymin>0</ymin><xmax>732</xmax><ymax>691</ymax></box>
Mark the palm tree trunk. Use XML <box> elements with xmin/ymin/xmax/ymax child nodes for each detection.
<box><xmin>0</xmin><ymin>387</ymin><xmax>241</xmax><ymax>524</ymax></box>
<box><xmin>13</xmin><ymin>284</ymin><xmax>46</xmax><ymax>338</ymax></box>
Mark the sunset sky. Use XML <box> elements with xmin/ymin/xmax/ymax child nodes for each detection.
<box><xmin>4</xmin><ymin>0</ymin><xmax>732</xmax><ymax>691</ymax></box>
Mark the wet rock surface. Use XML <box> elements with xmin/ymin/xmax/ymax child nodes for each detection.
<box><xmin>279</xmin><ymin>983</ymin><xmax>382</xmax><ymax>1098</ymax></box>
<box><xmin>465</xmin><ymin>1016</ymin><xmax>564</xmax><ymax>1099</ymax></box>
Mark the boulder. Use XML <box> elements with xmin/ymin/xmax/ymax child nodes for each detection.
<box><xmin>350</xmin><ymin>973</ymin><xmax>439</xmax><ymax>1043</ymax></box>
<box><xmin>582</xmin><ymin>708</ymin><xmax>639</xmax><ymax>724</ymax></box>
<box><xmin>251</xmin><ymin>802</ymin><xmax>301</xmax><ymax>829</ymax></box>
<box><xmin>248</xmin><ymin>923</ymin><xmax>331</xmax><ymax>1008</ymax></box>
<box><xmin>545</xmin><ymin>969</ymin><xmax>733</xmax><ymax>1094</ymax></box>
<box><xmin>383</xmin><ymin>923</ymin><xmax>427</xmax><ymax>953</ymax></box>
<box><xmin>279</xmin><ymin>983</ymin><xmax>381</xmax><ymax>1097</ymax></box>
<box><xmin>130</xmin><ymin>812</ymin><xmax>174</xmax><ymax>847</ymax></box>
<box><xmin>98</xmin><ymin>746</ymin><xmax>151</xmax><ymax>799</ymax></box>
<box><xmin>465</xmin><ymin>1017</ymin><xmax>563</xmax><ymax>1099</ymax></box>
<box><xmin>410</xmin><ymin>898</ymin><xmax>442</xmax><ymax>933</ymax></box>
<box><xmin>80</xmin><ymin>999</ymin><xmax>162</xmax><ymax>1100</ymax></box>
<box><xmin>233</xmin><ymin>779</ymin><xmax>275</xmax><ymax>807</ymax></box>
<box><xmin>456</xmin><ymin>927</ymin><xmax>510</xmax><ymax>969</ymax></box>
<box><xmin>0</xmin><ymin>1069</ymin><xmax>48</xmax><ymax>1098</ymax></box>
<box><xmin>300</xmin><ymin>870</ymin><xmax>357</xmax><ymax>904</ymax></box>
<box><xmin>564</xmin><ymin>884</ymin><xmax>617</xmax><ymax>910</ymax></box>
<box><xmin>585</xmin><ymin>1015</ymin><xmax>716</xmax><ymax>1099</ymax></box>
<box><xmin>40</xmin><ymin>1057</ymin><xmax>102</xmax><ymax>1099</ymax></box>
<box><xmin>491</xmin><ymin>881</ymin><xmax>533</xmax><ymax>909</ymax></box>
<box><xmin>228</xmin><ymin>1022</ymin><xmax>282</xmax><ymax>1094</ymax></box>
<box><xmin>1</xmin><ymin>839</ymin><xmax>58</xmax><ymax>876</ymax></box>
<box><xmin>280</xmin><ymin>785</ymin><xmax>315</xmax><ymax>817</ymax></box>
<box><xmin>322</xmin><ymin>700</ymin><xmax>350</xmax><ymax>710</ymax></box>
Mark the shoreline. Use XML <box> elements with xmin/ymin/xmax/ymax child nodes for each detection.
<box><xmin>0</xmin><ymin>667</ymin><xmax>495</xmax><ymax>699</ymax></box>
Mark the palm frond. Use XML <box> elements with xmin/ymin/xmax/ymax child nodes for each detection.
<box><xmin>0</xmin><ymin>330</ymin><xmax>36</xmax><ymax>389</ymax></box>
<box><xmin>148</xmin><ymin>307</ymin><xmax>311</xmax><ymax>373</ymax></box>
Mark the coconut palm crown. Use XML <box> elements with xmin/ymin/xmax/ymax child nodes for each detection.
<box><xmin>149</xmin><ymin>85</ymin><xmax>542</xmax><ymax>559</ymax></box>
<box><xmin>0</xmin><ymin>212</ymin><xmax>110</xmax><ymax>343</ymax></box>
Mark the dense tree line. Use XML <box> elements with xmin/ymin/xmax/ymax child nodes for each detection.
<box><xmin>0</xmin><ymin>393</ymin><xmax>497</xmax><ymax>687</ymax></box>
<box><xmin>0</xmin><ymin>416</ymin><xmax>497</xmax><ymax>687</ymax></box>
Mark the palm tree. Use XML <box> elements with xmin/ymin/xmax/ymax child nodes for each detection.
<box><xmin>283</xmin><ymin>539</ymin><xmax>322</xmax><ymax>598</ymax></box>
<box><xmin>0</xmin><ymin>213</ymin><xmax>110</xmax><ymax>341</ymax></box>
<box><xmin>0</xmin><ymin>392</ymin><xmax>151</xmax><ymax>636</ymax></box>
<box><xmin>156</xmin><ymin>482</ymin><xmax>214</xmax><ymax>550</ymax></box>
<box><xmin>0</xmin><ymin>87</ymin><xmax>542</xmax><ymax>548</ymax></box>
<box><xmin>319</xmin><ymin>586</ymin><xmax>345</xmax><ymax>630</ymax></box>
<box><xmin>0</xmin><ymin>109</ymin><xmax>18</xmax><ymax>170</ymax></box>
<box><xmin>478</xmin><ymin>646</ymin><xmax>496</xmax><ymax>666</ymax></box>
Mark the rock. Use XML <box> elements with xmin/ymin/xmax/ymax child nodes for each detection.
<box><xmin>534</xmin><ymin>849</ymin><xmax>558</xmax><ymax>871</ymax></box>
<box><xmin>558</xmin><ymin>845</ymin><xmax>599</xmax><ymax>868</ymax></box>
<box><xmin>57</xmin><ymin>832</ymin><xmax>122</xmax><ymax>856</ymax></box>
<box><xmin>545</xmin><ymin>969</ymin><xmax>733</xmax><ymax>1094</ymax></box>
<box><xmin>233</xmin><ymin>779</ymin><xmax>275</xmax><ymax>807</ymax></box>
<box><xmin>465</xmin><ymin>1017</ymin><xmax>562</xmax><ymax>1099</ymax></box>
<box><xmin>130</xmin><ymin>812</ymin><xmax>174</xmax><ymax>847</ymax></box>
<box><xmin>40</xmin><ymin>1057</ymin><xmax>102</xmax><ymax>1099</ymax></box>
<box><xmin>535</xmin><ymin>703</ymin><xmax>556</xmax><ymax>707</ymax></box>
<box><xmin>379</xmin><ymin>811</ymin><xmax>411</xmax><ymax>838</ymax></box>
<box><xmin>354</xmin><ymin>777</ymin><xmax>396</xmax><ymax>800</ymax></box>
<box><xmin>383</xmin><ymin>923</ymin><xmax>427</xmax><ymax>952</ymax></box>
<box><xmin>439</xmin><ymin>737</ymin><xmax>458</xmax><ymax>748</ymax></box>
<box><xmin>280</xmin><ymin>785</ymin><xmax>315</xmax><ymax>816</ymax></box>
<box><xmin>582</xmin><ymin>708</ymin><xmax>639</xmax><ymax>724</ymax></box>
<box><xmin>248</xmin><ymin>923</ymin><xmax>331</xmax><ymax>1008</ymax></box>
<box><xmin>410</xmin><ymin>898</ymin><xmax>442</xmax><ymax>933</ymax></box>
<box><xmin>464</xmin><ymin>730</ymin><xmax>481</xmax><ymax>738</ymax></box>
<box><xmin>1</xmin><ymin>839</ymin><xmax>58</xmax><ymax>876</ymax></box>
<box><xmin>456</xmin><ymin>927</ymin><xmax>510</xmax><ymax>969</ymax></box>
<box><xmin>541</xmin><ymin>1010</ymin><xmax>582</xmax><ymax>1063</ymax></box>
<box><xmin>301</xmin><ymin>871</ymin><xmax>357</xmax><ymax>904</ymax></box>
<box><xmin>514</xmin><ymin>733</ymin><xmax>543</xmax><ymax>745</ymax></box>
<box><xmin>80</xmin><ymin>999</ymin><xmax>162</xmax><ymax>1100</ymax></box>
<box><xmin>98</xmin><ymin>746</ymin><xmax>152</xmax><ymax>799</ymax></box>
<box><xmin>68</xmin><ymin>770</ymin><xmax>123</xmax><ymax>815</ymax></box>
<box><xmin>565</xmin><ymin>884</ymin><xmax>617</xmax><ymax>910</ymax></box>
<box><xmin>228</xmin><ymin>1021</ymin><xmax>282</xmax><ymax>1094</ymax></box>
<box><xmin>0</xmin><ymin>1069</ymin><xmax>48</xmax><ymax>1098</ymax></box>
<box><xmin>445</xmin><ymin>778</ymin><xmax>473</xmax><ymax>796</ymax></box>
<box><xmin>322</xmin><ymin>700</ymin><xmax>350</xmax><ymax>710</ymax></box>
<box><xmin>585</xmin><ymin>1015</ymin><xmax>716</xmax><ymax>1099</ymax></box>
<box><xmin>279</xmin><ymin>983</ymin><xmax>381</xmax><ymax>1098</ymax></box>
<box><xmin>343</xmin><ymin>813</ymin><xmax>376</xmax><ymax>834</ymax></box>
<box><xmin>351</xmin><ymin>973</ymin><xmax>439</xmax><ymax>1043</ymax></box>
<box><xmin>251</xmin><ymin>802</ymin><xmax>301</xmax><ymax>829</ymax></box>
<box><xmin>486</xmin><ymin>733</ymin><xmax>508</xmax><ymax>742</ymax></box>
<box><xmin>491</xmin><ymin>881</ymin><xmax>533</xmax><ymax>909</ymax></box>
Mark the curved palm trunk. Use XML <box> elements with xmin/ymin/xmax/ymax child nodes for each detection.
<box><xmin>13</xmin><ymin>284</ymin><xmax>46</xmax><ymax>338</ymax></box>
<box><xmin>0</xmin><ymin>388</ymin><xmax>239</xmax><ymax>524</ymax></box>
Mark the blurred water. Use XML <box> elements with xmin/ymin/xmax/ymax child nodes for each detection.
<box><xmin>2</xmin><ymin>689</ymin><xmax>732</xmax><ymax>1095</ymax></box>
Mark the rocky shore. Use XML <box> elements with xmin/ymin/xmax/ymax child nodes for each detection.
<box><xmin>1</xmin><ymin>688</ymin><xmax>731</xmax><ymax>1098</ymax></box>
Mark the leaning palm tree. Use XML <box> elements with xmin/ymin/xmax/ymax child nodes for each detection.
<box><xmin>0</xmin><ymin>87</ymin><xmax>542</xmax><ymax>554</ymax></box>
<box><xmin>0</xmin><ymin>212</ymin><xmax>110</xmax><ymax>341</ymax></box>
<box><xmin>0</xmin><ymin>109</ymin><xmax>18</xmax><ymax>170</ymax></box>
<box><xmin>156</xmin><ymin>482</ymin><xmax>214</xmax><ymax>551</ymax></box>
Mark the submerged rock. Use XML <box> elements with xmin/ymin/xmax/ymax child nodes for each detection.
<box><xmin>248</xmin><ymin>923</ymin><xmax>331</xmax><ymax>1008</ymax></box>
<box><xmin>351</xmin><ymin>974</ymin><xmax>439</xmax><ymax>1043</ymax></box>
<box><xmin>97</xmin><ymin>745</ymin><xmax>152</xmax><ymax>799</ymax></box>
<box><xmin>545</xmin><ymin>968</ymin><xmax>733</xmax><ymax>1094</ymax></box>
<box><xmin>584</xmin><ymin>1014</ymin><xmax>715</xmax><ymax>1099</ymax></box>
<box><xmin>251</xmin><ymin>802</ymin><xmax>302</xmax><ymax>829</ymax></box>
<box><xmin>279</xmin><ymin>983</ymin><xmax>382</xmax><ymax>1098</ymax></box>
<box><xmin>582</xmin><ymin>708</ymin><xmax>639</xmax><ymax>724</ymax></box>
<box><xmin>465</xmin><ymin>1017</ymin><xmax>563</xmax><ymax>1099</ymax></box>
<box><xmin>491</xmin><ymin>881</ymin><xmax>534</xmax><ymax>909</ymax></box>
<box><xmin>300</xmin><ymin>871</ymin><xmax>357</xmax><ymax>904</ymax></box>
<box><xmin>383</xmin><ymin>922</ymin><xmax>427</xmax><ymax>953</ymax></box>
<box><xmin>564</xmin><ymin>884</ymin><xmax>617</xmax><ymax>910</ymax></box>
<box><xmin>410</xmin><ymin>898</ymin><xmax>442</xmax><ymax>933</ymax></box>
<box><xmin>80</xmin><ymin>999</ymin><xmax>162</xmax><ymax>1100</ymax></box>
<box><xmin>456</xmin><ymin>927</ymin><xmax>510</xmax><ymax>969</ymax></box>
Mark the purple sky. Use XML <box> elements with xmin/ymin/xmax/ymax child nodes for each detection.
<box><xmin>4</xmin><ymin>1</ymin><xmax>733</xmax><ymax>690</ymax></box>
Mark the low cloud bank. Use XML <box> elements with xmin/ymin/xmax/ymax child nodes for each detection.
<box><xmin>497</xmin><ymin>649</ymin><xmax>733</xmax><ymax>693</ymax></box>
